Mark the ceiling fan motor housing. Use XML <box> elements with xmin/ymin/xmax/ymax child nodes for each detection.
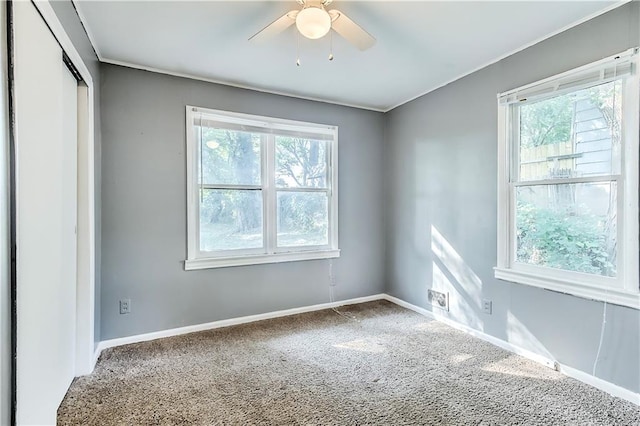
<box><xmin>296</xmin><ymin>4</ymin><xmax>332</xmax><ymax>39</ymax></box>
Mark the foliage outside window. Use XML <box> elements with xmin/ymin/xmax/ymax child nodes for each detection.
<box><xmin>515</xmin><ymin>82</ymin><xmax>620</xmax><ymax>277</ymax></box>
<box><xmin>185</xmin><ymin>107</ymin><xmax>339</xmax><ymax>269</ymax></box>
<box><xmin>495</xmin><ymin>49</ymin><xmax>640</xmax><ymax>309</ymax></box>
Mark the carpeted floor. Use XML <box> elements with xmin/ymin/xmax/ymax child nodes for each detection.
<box><xmin>58</xmin><ymin>300</ymin><xmax>640</xmax><ymax>425</ymax></box>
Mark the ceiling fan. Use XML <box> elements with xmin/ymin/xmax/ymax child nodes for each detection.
<box><xmin>249</xmin><ymin>0</ymin><xmax>376</xmax><ymax>51</ymax></box>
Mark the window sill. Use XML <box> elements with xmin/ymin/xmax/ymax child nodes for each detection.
<box><xmin>185</xmin><ymin>249</ymin><xmax>341</xmax><ymax>270</ymax></box>
<box><xmin>494</xmin><ymin>267</ymin><xmax>640</xmax><ymax>310</ymax></box>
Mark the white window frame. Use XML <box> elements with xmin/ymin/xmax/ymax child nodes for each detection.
<box><xmin>495</xmin><ymin>48</ymin><xmax>640</xmax><ymax>309</ymax></box>
<box><xmin>185</xmin><ymin>106</ymin><xmax>340</xmax><ymax>270</ymax></box>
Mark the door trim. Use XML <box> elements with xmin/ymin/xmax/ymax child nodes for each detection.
<box><xmin>5</xmin><ymin>2</ymin><xmax>16</xmax><ymax>424</ymax></box>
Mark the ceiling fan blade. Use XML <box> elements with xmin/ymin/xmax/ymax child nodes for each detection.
<box><xmin>329</xmin><ymin>10</ymin><xmax>375</xmax><ymax>51</ymax></box>
<box><xmin>249</xmin><ymin>10</ymin><xmax>298</xmax><ymax>43</ymax></box>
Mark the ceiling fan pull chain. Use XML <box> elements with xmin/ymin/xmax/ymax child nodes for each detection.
<box><xmin>328</xmin><ymin>30</ymin><xmax>334</xmax><ymax>61</ymax></box>
<box><xmin>296</xmin><ymin>30</ymin><xmax>301</xmax><ymax>66</ymax></box>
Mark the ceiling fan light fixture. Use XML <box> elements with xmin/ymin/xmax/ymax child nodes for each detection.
<box><xmin>296</xmin><ymin>7</ymin><xmax>331</xmax><ymax>39</ymax></box>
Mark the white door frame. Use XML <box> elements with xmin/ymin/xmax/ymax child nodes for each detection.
<box><xmin>0</xmin><ymin>2</ymin><xmax>11</xmax><ymax>425</ymax></box>
<box><xmin>31</xmin><ymin>0</ymin><xmax>96</xmax><ymax>376</ymax></box>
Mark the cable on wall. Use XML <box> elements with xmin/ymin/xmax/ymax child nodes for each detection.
<box><xmin>592</xmin><ymin>300</ymin><xmax>607</xmax><ymax>376</ymax></box>
<box><xmin>328</xmin><ymin>259</ymin><xmax>357</xmax><ymax>321</ymax></box>
<box><xmin>592</xmin><ymin>63</ymin><xmax>618</xmax><ymax>378</ymax></box>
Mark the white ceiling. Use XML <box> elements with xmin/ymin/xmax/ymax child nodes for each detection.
<box><xmin>75</xmin><ymin>1</ymin><xmax>622</xmax><ymax>111</ymax></box>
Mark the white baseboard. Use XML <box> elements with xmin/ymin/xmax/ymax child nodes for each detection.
<box><xmin>382</xmin><ymin>295</ymin><xmax>556</xmax><ymax>369</ymax></box>
<box><xmin>96</xmin><ymin>294</ymin><xmax>386</xmax><ymax>354</ymax></box>
<box><xmin>91</xmin><ymin>292</ymin><xmax>639</xmax><ymax>406</ymax></box>
<box><xmin>92</xmin><ymin>346</ymin><xmax>101</xmax><ymax>369</ymax></box>
<box><xmin>382</xmin><ymin>294</ymin><xmax>640</xmax><ymax>406</ymax></box>
<box><xmin>560</xmin><ymin>364</ymin><xmax>640</xmax><ymax>405</ymax></box>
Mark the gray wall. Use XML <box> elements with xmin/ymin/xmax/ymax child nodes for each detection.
<box><xmin>50</xmin><ymin>0</ymin><xmax>102</xmax><ymax>347</ymax></box>
<box><xmin>99</xmin><ymin>64</ymin><xmax>385</xmax><ymax>340</ymax></box>
<box><xmin>384</xmin><ymin>2</ymin><xmax>640</xmax><ymax>393</ymax></box>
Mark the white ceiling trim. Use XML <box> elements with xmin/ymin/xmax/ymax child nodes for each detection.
<box><xmin>100</xmin><ymin>58</ymin><xmax>387</xmax><ymax>112</ymax></box>
<box><xmin>71</xmin><ymin>0</ymin><xmax>103</xmax><ymax>60</ymax></box>
<box><xmin>71</xmin><ymin>0</ymin><xmax>631</xmax><ymax>113</ymax></box>
<box><xmin>385</xmin><ymin>0</ymin><xmax>632</xmax><ymax>111</ymax></box>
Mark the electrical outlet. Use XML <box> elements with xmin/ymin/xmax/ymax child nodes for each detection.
<box><xmin>120</xmin><ymin>299</ymin><xmax>131</xmax><ymax>315</ymax></box>
<box><xmin>427</xmin><ymin>290</ymin><xmax>449</xmax><ymax>311</ymax></box>
<box><xmin>482</xmin><ymin>299</ymin><xmax>492</xmax><ymax>315</ymax></box>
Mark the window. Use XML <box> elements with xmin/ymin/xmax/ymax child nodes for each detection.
<box><xmin>185</xmin><ymin>106</ymin><xmax>339</xmax><ymax>269</ymax></box>
<box><xmin>495</xmin><ymin>48</ymin><xmax>639</xmax><ymax>309</ymax></box>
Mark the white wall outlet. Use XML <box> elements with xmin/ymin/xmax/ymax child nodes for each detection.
<box><xmin>120</xmin><ymin>299</ymin><xmax>131</xmax><ymax>315</ymax></box>
<box><xmin>428</xmin><ymin>290</ymin><xmax>449</xmax><ymax>311</ymax></box>
<box><xmin>482</xmin><ymin>299</ymin><xmax>492</xmax><ymax>315</ymax></box>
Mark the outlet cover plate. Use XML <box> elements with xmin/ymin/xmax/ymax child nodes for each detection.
<box><xmin>482</xmin><ymin>299</ymin><xmax>492</xmax><ymax>315</ymax></box>
<box><xmin>120</xmin><ymin>299</ymin><xmax>131</xmax><ymax>315</ymax></box>
<box><xmin>428</xmin><ymin>290</ymin><xmax>449</xmax><ymax>311</ymax></box>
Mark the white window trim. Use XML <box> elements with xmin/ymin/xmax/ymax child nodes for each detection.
<box><xmin>495</xmin><ymin>48</ymin><xmax>640</xmax><ymax>310</ymax></box>
<box><xmin>185</xmin><ymin>106</ymin><xmax>340</xmax><ymax>270</ymax></box>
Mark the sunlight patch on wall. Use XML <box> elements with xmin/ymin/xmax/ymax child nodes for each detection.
<box><xmin>506</xmin><ymin>311</ymin><xmax>553</xmax><ymax>359</ymax></box>
<box><xmin>431</xmin><ymin>225</ymin><xmax>482</xmax><ymax>294</ymax></box>
<box><xmin>431</xmin><ymin>225</ymin><xmax>483</xmax><ymax>330</ymax></box>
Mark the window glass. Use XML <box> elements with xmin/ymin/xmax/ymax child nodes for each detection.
<box><xmin>518</xmin><ymin>81</ymin><xmax>622</xmax><ymax>181</ymax></box>
<box><xmin>198</xmin><ymin>127</ymin><xmax>261</xmax><ymax>186</ymax></box>
<box><xmin>275</xmin><ymin>137</ymin><xmax>328</xmax><ymax>188</ymax></box>
<box><xmin>515</xmin><ymin>182</ymin><xmax>617</xmax><ymax>277</ymax></box>
<box><xmin>199</xmin><ymin>189</ymin><xmax>263</xmax><ymax>251</ymax></box>
<box><xmin>277</xmin><ymin>191</ymin><xmax>328</xmax><ymax>247</ymax></box>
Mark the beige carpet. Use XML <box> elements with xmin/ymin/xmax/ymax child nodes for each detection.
<box><xmin>58</xmin><ymin>300</ymin><xmax>639</xmax><ymax>425</ymax></box>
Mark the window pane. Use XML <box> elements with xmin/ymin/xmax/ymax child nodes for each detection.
<box><xmin>275</xmin><ymin>136</ymin><xmax>328</xmax><ymax>188</ymax></box>
<box><xmin>200</xmin><ymin>189</ymin><xmax>263</xmax><ymax>251</ymax></box>
<box><xmin>519</xmin><ymin>81</ymin><xmax>622</xmax><ymax>181</ymax></box>
<box><xmin>277</xmin><ymin>192</ymin><xmax>328</xmax><ymax>247</ymax></box>
<box><xmin>515</xmin><ymin>182</ymin><xmax>617</xmax><ymax>277</ymax></box>
<box><xmin>198</xmin><ymin>127</ymin><xmax>261</xmax><ymax>185</ymax></box>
